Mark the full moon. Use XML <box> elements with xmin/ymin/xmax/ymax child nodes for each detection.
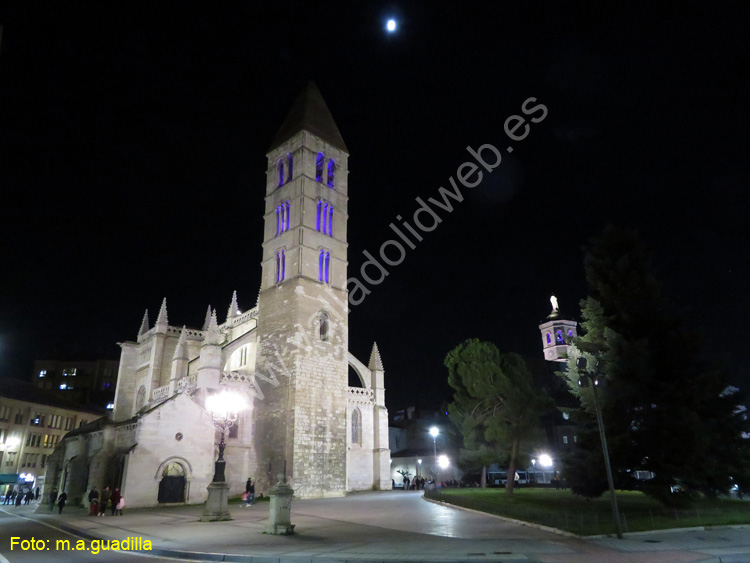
<box><xmin>386</xmin><ymin>19</ymin><xmax>397</xmax><ymax>32</ymax></box>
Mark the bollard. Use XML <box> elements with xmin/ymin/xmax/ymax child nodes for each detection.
<box><xmin>265</xmin><ymin>473</ymin><xmax>295</xmax><ymax>535</ymax></box>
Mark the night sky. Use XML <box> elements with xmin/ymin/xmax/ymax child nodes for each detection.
<box><xmin>1</xmin><ymin>2</ymin><xmax>749</xmax><ymax>407</ymax></box>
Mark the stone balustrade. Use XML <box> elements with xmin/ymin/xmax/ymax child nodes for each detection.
<box><xmin>151</xmin><ymin>384</ymin><xmax>170</xmax><ymax>404</ymax></box>
<box><xmin>347</xmin><ymin>386</ymin><xmax>374</xmax><ymax>403</ymax></box>
<box><xmin>115</xmin><ymin>423</ymin><xmax>138</xmax><ymax>449</ymax></box>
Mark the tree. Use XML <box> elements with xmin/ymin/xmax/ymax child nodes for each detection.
<box><xmin>446</xmin><ymin>339</ymin><xmax>553</xmax><ymax>494</ymax></box>
<box><xmin>560</xmin><ymin>226</ymin><xmax>749</xmax><ymax>505</ymax></box>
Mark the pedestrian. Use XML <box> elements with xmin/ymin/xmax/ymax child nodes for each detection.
<box><xmin>35</xmin><ymin>486</ymin><xmax>40</xmax><ymax>500</ymax></box>
<box><xmin>57</xmin><ymin>491</ymin><xmax>67</xmax><ymax>514</ymax></box>
<box><xmin>114</xmin><ymin>495</ymin><xmax>124</xmax><ymax>516</ymax></box>
<box><xmin>15</xmin><ymin>492</ymin><xmax>22</xmax><ymax>507</ymax></box>
<box><xmin>99</xmin><ymin>486</ymin><xmax>111</xmax><ymax>516</ymax></box>
<box><xmin>88</xmin><ymin>487</ymin><xmax>99</xmax><ymax>516</ymax></box>
<box><xmin>420</xmin><ymin>477</ymin><xmax>425</xmax><ymax>490</ymax></box>
<box><xmin>24</xmin><ymin>490</ymin><xmax>32</xmax><ymax>505</ymax></box>
<box><xmin>49</xmin><ymin>489</ymin><xmax>58</xmax><ymax>511</ymax></box>
<box><xmin>2</xmin><ymin>488</ymin><xmax>11</xmax><ymax>505</ymax></box>
<box><xmin>110</xmin><ymin>488</ymin><xmax>121</xmax><ymax>516</ymax></box>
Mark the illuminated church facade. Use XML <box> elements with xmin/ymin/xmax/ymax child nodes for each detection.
<box><xmin>43</xmin><ymin>84</ymin><xmax>391</xmax><ymax>507</ymax></box>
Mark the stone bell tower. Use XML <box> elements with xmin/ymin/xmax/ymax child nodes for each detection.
<box><xmin>539</xmin><ymin>294</ymin><xmax>578</xmax><ymax>362</ymax></box>
<box><xmin>253</xmin><ymin>82</ymin><xmax>350</xmax><ymax>498</ymax></box>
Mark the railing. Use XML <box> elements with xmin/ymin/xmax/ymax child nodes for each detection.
<box><xmin>115</xmin><ymin>423</ymin><xmax>137</xmax><ymax>449</ymax></box>
<box><xmin>151</xmin><ymin>385</ymin><xmax>170</xmax><ymax>404</ymax></box>
<box><xmin>347</xmin><ymin>387</ymin><xmax>374</xmax><ymax>403</ymax></box>
<box><xmin>177</xmin><ymin>374</ymin><xmax>197</xmax><ymax>392</ymax></box>
<box><xmin>223</xmin><ymin>307</ymin><xmax>259</xmax><ymax>329</ymax></box>
<box><xmin>221</xmin><ymin>371</ymin><xmax>252</xmax><ymax>384</ymax></box>
<box><xmin>167</xmin><ymin>326</ymin><xmax>205</xmax><ymax>338</ymax></box>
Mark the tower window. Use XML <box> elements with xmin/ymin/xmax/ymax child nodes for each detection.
<box><xmin>316</xmin><ymin>200</ymin><xmax>334</xmax><ymax>236</ymax></box>
<box><xmin>546</xmin><ymin>332</ymin><xmax>551</xmax><ymax>344</ymax></box>
<box><xmin>275</xmin><ymin>249</ymin><xmax>286</xmax><ymax>283</ymax></box>
<box><xmin>318</xmin><ymin>250</ymin><xmax>330</xmax><ymax>283</ymax></box>
<box><xmin>277</xmin><ymin>159</ymin><xmax>285</xmax><ymax>188</ymax></box>
<box><xmin>327</xmin><ymin>159</ymin><xmax>336</xmax><ymax>188</ymax></box>
<box><xmin>319</xmin><ymin>312</ymin><xmax>329</xmax><ymax>341</ymax></box>
<box><xmin>316</xmin><ymin>152</ymin><xmax>324</xmax><ymax>182</ymax></box>
<box><xmin>351</xmin><ymin>408</ymin><xmax>361</xmax><ymax>445</ymax></box>
<box><xmin>567</xmin><ymin>329</ymin><xmax>574</xmax><ymax>338</ymax></box>
<box><xmin>286</xmin><ymin>153</ymin><xmax>293</xmax><ymax>182</ymax></box>
<box><xmin>275</xmin><ymin>201</ymin><xmax>291</xmax><ymax>236</ymax></box>
<box><xmin>555</xmin><ymin>329</ymin><xmax>564</xmax><ymax>344</ymax></box>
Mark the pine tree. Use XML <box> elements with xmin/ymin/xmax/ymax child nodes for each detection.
<box><xmin>560</xmin><ymin>226</ymin><xmax>749</xmax><ymax>505</ymax></box>
<box><xmin>446</xmin><ymin>339</ymin><xmax>553</xmax><ymax>494</ymax></box>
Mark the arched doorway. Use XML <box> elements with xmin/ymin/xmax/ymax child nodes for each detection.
<box><xmin>157</xmin><ymin>461</ymin><xmax>186</xmax><ymax>503</ymax></box>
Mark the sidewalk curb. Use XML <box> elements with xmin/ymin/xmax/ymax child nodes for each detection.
<box><xmin>421</xmin><ymin>495</ymin><xmax>580</xmax><ymax>539</ymax></box>
<box><xmin>587</xmin><ymin>523</ymin><xmax>750</xmax><ymax>539</ymax></box>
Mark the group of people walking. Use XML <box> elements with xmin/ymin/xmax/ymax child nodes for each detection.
<box><xmin>2</xmin><ymin>488</ymin><xmax>37</xmax><ymax>506</ymax></box>
<box><xmin>88</xmin><ymin>486</ymin><xmax>124</xmax><ymax>516</ymax></box>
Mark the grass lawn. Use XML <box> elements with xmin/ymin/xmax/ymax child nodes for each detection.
<box><xmin>426</xmin><ymin>487</ymin><xmax>750</xmax><ymax>536</ymax></box>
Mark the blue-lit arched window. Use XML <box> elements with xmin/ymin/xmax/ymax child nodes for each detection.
<box><xmin>316</xmin><ymin>152</ymin><xmax>324</xmax><ymax>182</ymax></box>
<box><xmin>286</xmin><ymin>153</ymin><xmax>293</xmax><ymax>182</ymax></box>
<box><xmin>327</xmin><ymin>159</ymin><xmax>336</xmax><ymax>188</ymax></box>
<box><xmin>277</xmin><ymin>159</ymin><xmax>284</xmax><ymax>187</ymax></box>
<box><xmin>546</xmin><ymin>332</ymin><xmax>551</xmax><ymax>344</ymax></box>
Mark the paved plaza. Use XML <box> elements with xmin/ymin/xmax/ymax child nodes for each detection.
<box><xmin>2</xmin><ymin>491</ymin><xmax>748</xmax><ymax>562</ymax></box>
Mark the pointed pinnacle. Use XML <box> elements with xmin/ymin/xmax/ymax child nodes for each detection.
<box><xmin>208</xmin><ymin>309</ymin><xmax>220</xmax><ymax>333</ymax></box>
<box><xmin>202</xmin><ymin>305</ymin><xmax>212</xmax><ymax>331</ymax></box>
<box><xmin>138</xmin><ymin>309</ymin><xmax>150</xmax><ymax>336</ymax></box>
<box><xmin>156</xmin><ymin>297</ymin><xmax>168</xmax><ymax>326</ymax></box>
<box><xmin>173</xmin><ymin>326</ymin><xmax>188</xmax><ymax>360</ymax></box>
<box><xmin>368</xmin><ymin>342</ymin><xmax>384</xmax><ymax>371</ymax></box>
<box><xmin>227</xmin><ymin>290</ymin><xmax>239</xmax><ymax>321</ymax></box>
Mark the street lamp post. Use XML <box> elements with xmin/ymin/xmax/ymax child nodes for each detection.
<box><xmin>429</xmin><ymin>427</ymin><xmax>439</xmax><ymax>480</ymax></box>
<box><xmin>577</xmin><ymin>357</ymin><xmax>623</xmax><ymax>539</ymax></box>
<box><xmin>201</xmin><ymin>390</ymin><xmax>247</xmax><ymax>522</ymax></box>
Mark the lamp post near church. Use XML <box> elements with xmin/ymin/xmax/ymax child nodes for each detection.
<box><xmin>576</xmin><ymin>357</ymin><xmax>623</xmax><ymax>539</ymax></box>
<box><xmin>429</xmin><ymin>427</ymin><xmax>439</xmax><ymax>481</ymax></box>
<box><xmin>201</xmin><ymin>390</ymin><xmax>247</xmax><ymax>522</ymax></box>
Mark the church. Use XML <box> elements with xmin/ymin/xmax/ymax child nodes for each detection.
<box><xmin>43</xmin><ymin>83</ymin><xmax>392</xmax><ymax>507</ymax></box>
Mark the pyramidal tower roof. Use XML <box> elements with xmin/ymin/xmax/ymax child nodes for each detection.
<box><xmin>368</xmin><ymin>342</ymin><xmax>384</xmax><ymax>371</ymax></box>
<box><xmin>270</xmin><ymin>82</ymin><xmax>348</xmax><ymax>153</ymax></box>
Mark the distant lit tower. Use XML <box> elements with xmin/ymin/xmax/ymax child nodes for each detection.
<box><xmin>539</xmin><ymin>295</ymin><xmax>577</xmax><ymax>362</ymax></box>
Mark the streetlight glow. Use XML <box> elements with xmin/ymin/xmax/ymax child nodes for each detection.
<box><xmin>429</xmin><ymin>426</ymin><xmax>439</xmax><ymax>438</ymax></box>
<box><xmin>539</xmin><ymin>454</ymin><xmax>553</xmax><ymax>468</ymax></box>
<box><xmin>206</xmin><ymin>390</ymin><xmax>247</xmax><ymax>419</ymax></box>
<box><xmin>386</xmin><ymin>19</ymin><xmax>397</xmax><ymax>32</ymax></box>
<box><xmin>438</xmin><ymin>455</ymin><xmax>450</xmax><ymax>469</ymax></box>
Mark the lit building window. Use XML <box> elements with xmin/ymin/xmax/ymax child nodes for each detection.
<box><xmin>327</xmin><ymin>158</ymin><xmax>336</xmax><ymax>188</ymax></box>
<box><xmin>106</xmin><ymin>403</ymin><xmax>115</xmax><ymax>410</ymax></box>
<box><xmin>275</xmin><ymin>249</ymin><xmax>286</xmax><ymax>283</ymax></box>
<box><xmin>562</xmin><ymin>435</ymin><xmax>568</xmax><ymax>444</ymax></box>
<box><xmin>59</xmin><ymin>384</ymin><xmax>67</xmax><ymax>390</ymax></box>
<box><xmin>315</xmin><ymin>152</ymin><xmax>324</xmax><ymax>182</ymax></box>
<box><xmin>555</xmin><ymin>329</ymin><xmax>564</xmax><ymax>344</ymax></box>
<box><xmin>38</xmin><ymin>370</ymin><xmax>46</xmax><ymax>378</ymax></box>
<box><xmin>545</xmin><ymin>332</ymin><xmax>551</xmax><ymax>344</ymax></box>
<box><xmin>275</xmin><ymin>201</ymin><xmax>291</xmax><ymax>236</ymax></box>
<box><xmin>286</xmin><ymin>153</ymin><xmax>293</xmax><ymax>182</ymax></box>
<box><xmin>277</xmin><ymin>159</ymin><xmax>284</xmax><ymax>187</ymax></box>
<box><xmin>316</xmin><ymin>200</ymin><xmax>334</xmax><ymax>236</ymax></box>
<box><xmin>318</xmin><ymin>250</ymin><xmax>330</xmax><ymax>283</ymax></box>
